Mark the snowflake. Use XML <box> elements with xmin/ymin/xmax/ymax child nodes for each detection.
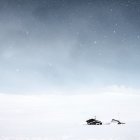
<box><xmin>113</xmin><ymin>30</ymin><xmax>116</xmax><ymax>33</ymax></box>
<box><xmin>16</xmin><ymin>69</ymin><xmax>20</xmax><ymax>72</ymax></box>
<box><xmin>94</xmin><ymin>41</ymin><xmax>97</xmax><ymax>44</ymax></box>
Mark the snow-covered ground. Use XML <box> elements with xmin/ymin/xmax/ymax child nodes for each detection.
<box><xmin>0</xmin><ymin>122</ymin><xmax>140</xmax><ymax>140</ymax></box>
<box><xmin>0</xmin><ymin>89</ymin><xmax>140</xmax><ymax>140</ymax></box>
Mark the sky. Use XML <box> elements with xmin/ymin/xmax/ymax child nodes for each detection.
<box><xmin>0</xmin><ymin>0</ymin><xmax>140</xmax><ymax>139</ymax></box>
<box><xmin>0</xmin><ymin>0</ymin><xmax>140</xmax><ymax>93</ymax></box>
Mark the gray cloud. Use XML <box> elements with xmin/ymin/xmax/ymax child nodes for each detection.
<box><xmin>0</xmin><ymin>0</ymin><xmax>140</xmax><ymax>93</ymax></box>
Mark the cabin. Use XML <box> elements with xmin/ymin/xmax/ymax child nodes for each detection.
<box><xmin>86</xmin><ymin>118</ymin><xmax>102</xmax><ymax>125</ymax></box>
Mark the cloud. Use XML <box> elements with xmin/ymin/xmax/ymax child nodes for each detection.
<box><xmin>0</xmin><ymin>0</ymin><xmax>140</xmax><ymax>94</ymax></box>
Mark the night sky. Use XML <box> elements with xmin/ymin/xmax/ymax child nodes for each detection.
<box><xmin>0</xmin><ymin>0</ymin><xmax>140</xmax><ymax>94</ymax></box>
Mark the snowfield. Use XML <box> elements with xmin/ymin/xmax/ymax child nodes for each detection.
<box><xmin>0</xmin><ymin>122</ymin><xmax>140</xmax><ymax>140</ymax></box>
<box><xmin>0</xmin><ymin>92</ymin><xmax>140</xmax><ymax>140</ymax></box>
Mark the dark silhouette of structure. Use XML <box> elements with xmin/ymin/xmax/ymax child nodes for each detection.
<box><xmin>86</xmin><ymin>117</ymin><xmax>125</xmax><ymax>125</ymax></box>
<box><xmin>111</xmin><ymin>119</ymin><xmax>125</xmax><ymax>124</ymax></box>
<box><xmin>86</xmin><ymin>117</ymin><xmax>102</xmax><ymax>125</ymax></box>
